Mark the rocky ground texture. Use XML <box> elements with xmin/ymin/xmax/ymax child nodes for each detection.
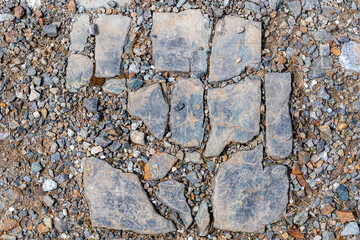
<box><xmin>1</xmin><ymin>0</ymin><xmax>360</xmax><ymax>239</ymax></box>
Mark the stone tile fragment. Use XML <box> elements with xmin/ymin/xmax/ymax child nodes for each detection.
<box><xmin>66</xmin><ymin>54</ymin><xmax>93</xmax><ymax>91</ymax></box>
<box><xmin>212</xmin><ymin>145</ymin><xmax>289</xmax><ymax>232</ymax></box>
<box><xmin>95</xmin><ymin>15</ymin><xmax>131</xmax><ymax>78</ymax></box>
<box><xmin>102</xmin><ymin>78</ymin><xmax>127</xmax><ymax>95</ymax></box>
<box><xmin>144</xmin><ymin>153</ymin><xmax>177</xmax><ymax>180</ymax></box>
<box><xmin>209</xmin><ymin>17</ymin><xmax>261</xmax><ymax>82</ymax></box>
<box><xmin>76</xmin><ymin>0</ymin><xmax>129</xmax><ymax>9</ymax></box>
<box><xmin>158</xmin><ymin>180</ymin><xmax>193</xmax><ymax>229</ymax></box>
<box><xmin>128</xmin><ymin>83</ymin><xmax>169</xmax><ymax>140</ymax></box>
<box><xmin>340</xmin><ymin>41</ymin><xmax>360</xmax><ymax>72</ymax></box>
<box><xmin>204</xmin><ymin>77</ymin><xmax>261</xmax><ymax>157</ymax></box>
<box><xmin>195</xmin><ymin>201</ymin><xmax>210</xmax><ymax>236</ymax></box>
<box><xmin>265</xmin><ymin>73</ymin><xmax>293</xmax><ymax>159</ymax></box>
<box><xmin>287</xmin><ymin>1</ymin><xmax>302</xmax><ymax>19</ymax></box>
<box><xmin>151</xmin><ymin>10</ymin><xmax>211</xmax><ymax>76</ymax></box>
<box><xmin>84</xmin><ymin>158</ymin><xmax>175</xmax><ymax>234</ymax></box>
<box><xmin>70</xmin><ymin>14</ymin><xmax>90</xmax><ymax>52</ymax></box>
<box><xmin>170</xmin><ymin>79</ymin><xmax>204</xmax><ymax>147</ymax></box>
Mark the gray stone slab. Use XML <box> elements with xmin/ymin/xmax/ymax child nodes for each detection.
<box><xmin>102</xmin><ymin>78</ymin><xmax>127</xmax><ymax>95</ymax></box>
<box><xmin>195</xmin><ymin>201</ymin><xmax>210</xmax><ymax>236</ymax></box>
<box><xmin>213</xmin><ymin>145</ymin><xmax>289</xmax><ymax>232</ymax></box>
<box><xmin>144</xmin><ymin>153</ymin><xmax>177</xmax><ymax>180</ymax></box>
<box><xmin>209</xmin><ymin>17</ymin><xmax>261</xmax><ymax>82</ymax></box>
<box><xmin>128</xmin><ymin>83</ymin><xmax>169</xmax><ymax>140</ymax></box>
<box><xmin>66</xmin><ymin>54</ymin><xmax>93</xmax><ymax>91</ymax></box>
<box><xmin>151</xmin><ymin>10</ymin><xmax>211</xmax><ymax>76</ymax></box>
<box><xmin>157</xmin><ymin>180</ymin><xmax>193</xmax><ymax>229</ymax></box>
<box><xmin>84</xmin><ymin>158</ymin><xmax>176</xmax><ymax>234</ymax></box>
<box><xmin>70</xmin><ymin>14</ymin><xmax>90</xmax><ymax>52</ymax></box>
<box><xmin>170</xmin><ymin>78</ymin><xmax>204</xmax><ymax>147</ymax></box>
<box><xmin>265</xmin><ymin>73</ymin><xmax>293</xmax><ymax>159</ymax></box>
<box><xmin>340</xmin><ymin>41</ymin><xmax>360</xmax><ymax>73</ymax></box>
<box><xmin>204</xmin><ymin>77</ymin><xmax>261</xmax><ymax>157</ymax></box>
<box><xmin>95</xmin><ymin>14</ymin><xmax>131</xmax><ymax>78</ymax></box>
<box><xmin>76</xmin><ymin>0</ymin><xmax>129</xmax><ymax>9</ymax></box>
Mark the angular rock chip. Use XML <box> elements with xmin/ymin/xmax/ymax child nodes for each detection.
<box><xmin>84</xmin><ymin>158</ymin><xmax>176</xmax><ymax>234</ymax></box>
<box><xmin>213</xmin><ymin>145</ymin><xmax>289</xmax><ymax>232</ymax></box>
<box><xmin>195</xmin><ymin>201</ymin><xmax>210</xmax><ymax>236</ymax></box>
<box><xmin>340</xmin><ymin>41</ymin><xmax>360</xmax><ymax>73</ymax></box>
<box><xmin>151</xmin><ymin>10</ymin><xmax>211</xmax><ymax>76</ymax></box>
<box><xmin>95</xmin><ymin>15</ymin><xmax>131</xmax><ymax>78</ymax></box>
<box><xmin>265</xmin><ymin>73</ymin><xmax>293</xmax><ymax>159</ymax></box>
<box><xmin>144</xmin><ymin>153</ymin><xmax>177</xmax><ymax>180</ymax></box>
<box><xmin>209</xmin><ymin>17</ymin><xmax>261</xmax><ymax>82</ymax></box>
<box><xmin>128</xmin><ymin>83</ymin><xmax>169</xmax><ymax>140</ymax></box>
<box><xmin>70</xmin><ymin>14</ymin><xmax>90</xmax><ymax>52</ymax></box>
<box><xmin>66</xmin><ymin>54</ymin><xmax>93</xmax><ymax>91</ymax></box>
<box><xmin>170</xmin><ymin>79</ymin><xmax>204</xmax><ymax>147</ymax></box>
<box><xmin>205</xmin><ymin>77</ymin><xmax>261</xmax><ymax>157</ymax></box>
<box><xmin>102</xmin><ymin>78</ymin><xmax>127</xmax><ymax>95</ymax></box>
<box><xmin>158</xmin><ymin>180</ymin><xmax>193</xmax><ymax>229</ymax></box>
<box><xmin>76</xmin><ymin>0</ymin><xmax>129</xmax><ymax>9</ymax></box>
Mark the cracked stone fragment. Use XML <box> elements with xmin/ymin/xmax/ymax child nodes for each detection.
<box><xmin>95</xmin><ymin>15</ymin><xmax>131</xmax><ymax>78</ymax></box>
<box><xmin>158</xmin><ymin>180</ymin><xmax>193</xmax><ymax>229</ymax></box>
<box><xmin>66</xmin><ymin>54</ymin><xmax>93</xmax><ymax>91</ymax></box>
<box><xmin>213</xmin><ymin>145</ymin><xmax>289</xmax><ymax>232</ymax></box>
<box><xmin>170</xmin><ymin>79</ymin><xmax>204</xmax><ymax>147</ymax></box>
<box><xmin>265</xmin><ymin>73</ymin><xmax>293</xmax><ymax>159</ymax></box>
<box><xmin>84</xmin><ymin>158</ymin><xmax>175</xmax><ymax>234</ymax></box>
<box><xmin>340</xmin><ymin>41</ymin><xmax>360</xmax><ymax>72</ymax></box>
<box><xmin>195</xmin><ymin>201</ymin><xmax>210</xmax><ymax>236</ymax></box>
<box><xmin>209</xmin><ymin>17</ymin><xmax>261</xmax><ymax>82</ymax></box>
<box><xmin>128</xmin><ymin>83</ymin><xmax>168</xmax><ymax>140</ymax></box>
<box><xmin>144</xmin><ymin>153</ymin><xmax>177</xmax><ymax>180</ymax></box>
<box><xmin>76</xmin><ymin>0</ymin><xmax>129</xmax><ymax>9</ymax></box>
<box><xmin>102</xmin><ymin>78</ymin><xmax>127</xmax><ymax>95</ymax></box>
<box><xmin>151</xmin><ymin>10</ymin><xmax>211</xmax><ymax>76</ymax></box>
<box><xmin>205</xmin><ymin>77</ymin><xmax>261</xmax><ymax>157</ymax></box>
<box><xmin>70</xmin><ymin>14</ymin><xmax>89</xmax><ymax>52</ymax></box>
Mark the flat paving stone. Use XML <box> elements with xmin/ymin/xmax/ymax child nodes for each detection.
<box><xmin>66</xmin><ymin>54</ymin><xmax>93</xmax><ymax>91</ymax></box>
<box><xmin>157</xmin><ymin>180</ymin><xmax>193</xmax><ymax>229</ymax></box>
<box><xmin>76</xmin><ymin>0</ymin><xmax>129</xmax><ymax>9</ymax></box>
<box><xmin>195</xmin><ymin>201</ymin><xmax>210</xmax><ymax>236</ymax></box>
<box><xmin>84</xmin><ymin>158</ymin><xmax>176</xmax><ymax>234</ymax></box>
<box><xmin>339</xmin><ymin>41</ymin><xmax>360</xmax><ymax>72</ymax></box>
<box><xmin>265</xmin><ymin>73</ymin><xmax>293</xmax><ymax>159</ymax></box>
<box><xmin>151</xmin><ymin>10</ymin><xmax>211</xmax><ymax>76</ymax></box>
<box><xmin>102</xmin><ymin>78</ymin><xmax>127</xmax><ymax>95</ymax></box>
<box><xmin>204</xmin><ymin>77</ymin><xmax>261</xmax><ymax>157</ymax></box>
<box><xmin>95</xmin><ymin>14</ymin><xmax>131</xmax><ymax>78</ymax></box>
<box><xmin>128</xmin><ymin>83</ymin><xmax>169</xmax><ymax>140</ymax></box>
<box><xmin>209</xmin><ymin>17</ymin><xmax>261</xmax><ymax>82</ymax></box>
<box><xmin>143</xmin><ymin>153</ymin><xmax>178</xmax><ymax>180</ymax></box>
<box><xmin>212</xmin><ymin>145</ymin><xmax>289</xmax><ymax>232</ymax></box>
<box><xmin>70</xmin><ymin>14</ymin><xmax>89</xmax><ymax>52</ymax></box>
<box><xmin>170</xmin><ymin>78</ymin><xmax>204</xmax><ymax>147</ymax></box>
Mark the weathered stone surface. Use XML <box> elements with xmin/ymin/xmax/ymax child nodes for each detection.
<box><xmin>195</xmin><ymin>201</ymin><xmax>210</xmax><ymax>236</ymax></box>
<box><xmin>70</xmin><ymin>14</ymin><xmax>90</xmax><ymax>52</ymax></box>
<box><xmin>76</xmin><ymin>0</ymin><xmax>129</xmax><ymax>9</ymax></box>
<box><xmin>170</xmin><ymin>79</ymin><xmax>204</xmax><ymax>147</ymax></box>
<box><xmin>151</xmin><ymin>10</ymin><xmax>211</xmax><ymax>76</ymax></box>
<box><xmin>102</xmin><ymin>78</ymin><xmax>127</xmax><ymax>95</ymax></box>
<box><xmin>84</xmin><ymin>158</ymin><xmax>175</xmax><ymax>234</ymax></box>
<box><xmin>128</xmin><ymin>83</ymin><xmax>168</xmax><ymax>140</ymax></box>
<box><xmin>340</xmin><ymin>41</ymin><xmax>360</xmax><ymax>72</ymax></box>
<box><xmin>66</xmin><ymin>54</ymin><xmax>93</xmax><ymax>91</ymax></box>
<box><xmin>265</xmin><ymin>73</ymin><xmax>293</xmax><ymax>159</ymax></box>
<box><xmin>213</xmin><ymin>145</ymin><xmax>289</xmax><ymax>232</ymax></box>
<box><xmin>95</xmin><ymin>15</ymin><xmax>131</xmax><ymax>78</ymax></box>
<box><xmin>205</xmin><ymin>77</ymin><xmax>261</xmax><ymax>157</ymax></box>
<box><xmin>308</xmin><ymin>56</ymin><xmax>333</xmax><ymax>80</ymax></box>
<box><xmin>144</xmin><ymin>153</ymin><xmax>177</xmax><ymax>180</ymax></box>
<box><xmin>287</xmin><ymin>1</ymin><xmax>302</xmax><ymax>19</ymax></box>
<box><xmin>184</xmin><ymin>151</ymin><xmax>203</xmax><ymax>164</ymax></box>
<box><xmin>209</xmin><ymin>17</ymin><xmax>261</xmax><ymax>82</ymax></box>
<box><xmin>158</xmin><ymin>180</ymin><xmax>193</xmax><ymax>229</ymax></box>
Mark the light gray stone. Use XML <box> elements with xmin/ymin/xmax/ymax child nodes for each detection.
<box><xmin>212</xmin><ymin>145</ymin><xmax>289</xmax><ymax>232</ymax></box>
<box><xmin>287</xmin><ymin>1</ymin><xmax>302</xmax><ymax>19</ymax></box>
<box><xmin>209</xmin><ymin>17</ymin><xmax>261</xmax><ymax>82</ymax></box>
<box><xmin>269</xmin><ymin>0</ymin><xmax>282</xmax><ymax>10</ymax></box>
<box><xmin>184</xmin><ymin>151</ymin><xmax>203</xmax><ymax>164</ymax></box>
<box><xmin>265</xmin><ymin>73</ymin><xmax>293</xmax><ymax>159</ymax></box>
<box><xmin>102</xmin><ymin>78</ymin><xmax>127</xmax><ymax>95</ymax></box>
<box><xmin>195</xmin><ymin>201</ymin><xmax>210</xmax><ymax>236</ymax></box>
<box><xmin>84</xmin><ymin>158</ymin><xmax>176</xmax><ymax>234</ymax></box>
<box><xmin>76</xmin><ymin>0</ymin><xmax>129</xmax><ymax>9</ymax></box>
<box><xmin>341</xmin><ymin>222</ymin><xmax>360</xmax><ymax>236</ymax></box>
<box><xmin>70</xmin><ymin>14</ymin><xmax>90</xmax><ymax>52</ymax></box>
<box><xmin>205</xmin><ymin>77</ymin><xmax>261</xmax><ymax>157</ymax></box>
<box><xmin>0</xmin><ymin>14</ymin><xmax>14</xmax><ymax>22</ymax></box>
<box><xmin>144</xmin><ymin>153</ymin><xmax>177</xmax><ymax>180</ymax></box>
<box><xmin>340</xmin><ymin>41</ymin><xmax>360</xmax><ymax>73</ymax></box>
<box><xmin>66</xmin><ymin>54</ymin><xmax>93</xmax><ymax>91</ymax></box>
<box><xmin>95</xmin><ymin>15</ymin><xmax>131</xmax><ymax>78</ymax></box>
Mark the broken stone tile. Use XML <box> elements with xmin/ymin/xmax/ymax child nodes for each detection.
<box><xmin>212</xmin><ymin>145</ymin><xmax>289</xmax><ymax>232</ymax></box>
<box><xmin>204</xmin><ymin>77</ymin><xmax>261</xmax><ymax>157</ymax></box>
<box><xmin>76</xmin><ymin>0</ymin><xmax>129</xmax><ymax>9</ymax></box>
<box><xmin>128</xmin><ymin>83</ymin><xmax>168</xmax><ymax>140</ymax></box>
<box><xmin>195</xmin><ymin>201</ymin><xmax>210</xmax><ymax>236</ymax></box>
<box><xmin>184</xmin><ymin>151</ymin><xmax>203</xmax><ymax>164</ymax></box>
<box><xmin>265</xmin><ymin>73</ymin><xmax>293</xmax><ymax>159</ymax></box>
<box><xmin>102</xmin><ymin>78</ymin><xmax>127</xmax><ymax>95</ymax></box>
<box><xmin>158</xmin><ymin>180</ymin><xmax>193</xmax><ymax>229</ymax></box>
<box><xmin>340</xmin><ymin>41</ymin><xmax>360</xmax><ymax>73</ymax></box>
<box><xmin>170</xmin><ymin>79</ymin><xmax>204</xmax><ymax>147</ymax></box>
<box><xmin>84</xmin><ymin>158</ymin><xmax>175</xmax><ymax>234</ymax></box>
<box><xmin>70</xmin><ymin>14</ymin><xmax>90</xmax><ymax>52</ymax></box>
<box><xmin>287</xmin><ymin>1</ymin><xmax>302</xmax><ymax>19</ymax></box>
<box><xmin>144</xmin><ymin>153</ymin><xmax>177</xmax><ymax>180</ymax></box>
<box><xmin>66</xmin><ymin>54</ymin><xmax>93</xmax><ymax>91</ymax></box>
<box><xmin>95</xmin><ymin>15</ymin><xmax>131</xmax><ymax>78</ymax></box>
<box><xmin>151</xmin><ymin>10</ymin><xmax>211</xmax><ymax>76</ymax></box>
<box><xmin>308</xmin><ymin>56</ymin><xmax>333</xmax><ymax>80</ymax></box>
<box><xmin>209</xmin><ymin>17</ymin><xmax>261</xmax><ymax>82</ymax></box>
